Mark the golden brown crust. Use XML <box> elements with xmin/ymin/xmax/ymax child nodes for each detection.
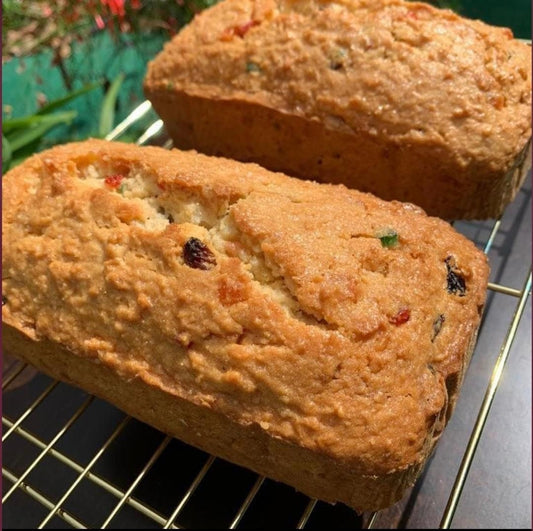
<box><xmin>2</xmin><ymin>139</ymin><xmax>489</xmax><ymax>511</ymax></box>
<box><xmin>2</xmin><ymin>322</ymin><xmax>423</xmax><ymax>511</ymax></box>
<box><xmin>144</xmin><ymin>0</ymin><xmax>532</xmax><ymax>220</ymax></box>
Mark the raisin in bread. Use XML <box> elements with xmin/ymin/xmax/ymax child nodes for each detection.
<box><xmin>2</xmin><ymin>139</ymin><xmax>489</xmax><ymax>512</ymax></box>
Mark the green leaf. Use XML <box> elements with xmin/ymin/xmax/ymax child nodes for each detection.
<box><xmin>3</xmin><ymin>115</ymin><xmax>45</xmax><ymax>133</ymax></box>
<box><xmin>6</xmin><ymin>111</ymin><xmax>77</xmax><ymax>152</ymax></box>
<box><xmin>99</xmin><ymin>73</ymin><xmax>125</xmax><ymax>138</ymax></box>
<box><xmin>3</xmin><ymin>112</ymin><xmax>75</xmax><ymax>135</ymax></box>
<box><xmin>2</xmin><ymin>135</ymin><xmax>13</xmax><ymax>173</ymax></box>
<box><xmin>36</xmin><ymin>80</ymin><xmax>103</xmax><ymax>115</ymax></box>
<box><xmin>2</xmin><ymin>81</ymin><xmax>102</xmax><ymax>134</ymax></box>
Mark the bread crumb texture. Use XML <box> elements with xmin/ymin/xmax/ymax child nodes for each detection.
<box><xmin>2</xmin><ymin>140</ymin><xmax>489</xmax><ymax>477</ymax></box>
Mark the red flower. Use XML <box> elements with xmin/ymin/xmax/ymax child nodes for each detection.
<box><xmin>101</xmin><ymin>0</ymin><xmax>126</xmax><ymax>18</ymax></box>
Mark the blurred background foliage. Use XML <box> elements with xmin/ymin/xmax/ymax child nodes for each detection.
<box><xmin>2</xmin><ymin>0</ymin><xmax>217</xmax><ymax>168</ymax></box>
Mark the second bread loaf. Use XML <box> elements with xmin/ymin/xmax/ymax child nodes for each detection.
<box><xmin>144</xmin><ymin>0</ymin><xmax>532</xmax><ymax>220</ymax></box>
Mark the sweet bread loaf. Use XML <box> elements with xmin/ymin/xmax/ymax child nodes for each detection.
<box><xmin>2</xmin><ymin>139</ymin><xmax>489</xmax><ymax>511</ymax></box>
<box><xmin>144</xmin><ymin>0</ymin><xmax>532</xmax><ymax>220</ymax></box>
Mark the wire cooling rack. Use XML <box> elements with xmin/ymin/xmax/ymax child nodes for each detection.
<box><xmin>2</xmin><ymin>102</ymin><xmax>531</xmax><ymax>529</ymax></box>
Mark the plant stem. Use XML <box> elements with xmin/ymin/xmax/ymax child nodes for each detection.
<box><xmin>54</xmin><ymin>51</ymin><xmax>73</xmax><ymax>91</ymax></box>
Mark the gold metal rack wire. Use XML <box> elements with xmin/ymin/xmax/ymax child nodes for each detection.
<box><xmin>2</xmin><ymin>102</ymin><xmax>531</xmax><ymax>529</ymax></box>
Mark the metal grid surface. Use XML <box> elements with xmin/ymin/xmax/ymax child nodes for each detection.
<box><xmin>2</xmin><ymin>103</ymin><xmax>531</xmax><ymax>529</ymax></box>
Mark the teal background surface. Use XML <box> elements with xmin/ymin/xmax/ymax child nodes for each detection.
<box><xmin>2</xmin><ymin>31</ymin><xmax>166</xmax><ymax>145</ymax></box>
<box><xmin>455</xmin><ymin>0</ymin><xmax>531</xmax><ymax>39</ymax></box>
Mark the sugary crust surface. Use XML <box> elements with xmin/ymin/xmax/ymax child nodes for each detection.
<box><xmin>144</xmin><ymin>0</ymin><xmax>532</xmax><ymax>219</ymax></box>
<box><xmin>2</xmin><ymin>139</ymin><xmax>489</xmax><ymax>510</ymax></box>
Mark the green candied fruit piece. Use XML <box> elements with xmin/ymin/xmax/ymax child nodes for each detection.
<box><xmin>246</xmin><ymin>61</ymin><xmax>261</xmax><ymax>73</ymax></box>
<box><xmin>377</xmin><ymin>229</ymin><xmax>399</xmax><ymax>248</ymax></box>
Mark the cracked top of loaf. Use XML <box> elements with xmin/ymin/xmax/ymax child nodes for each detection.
<box><xmin>2</xmin><ymin>139</ymin><xmax>489</xmax><ymax>476</ymax></box>
<box><xmin>145</xmin><ymin>0</ymin><xmax>531</xmax><ymax>171</ymax></box>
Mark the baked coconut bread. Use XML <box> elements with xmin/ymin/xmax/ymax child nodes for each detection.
<box><xmin>144</xmin><ymin>0</ymin><xmax>532</xmax><ymax>220</ymax></box>
<box><xmin>2</xmin><ymin>139</ymin><xmax>489</xmax><ymax>512</ymax></box>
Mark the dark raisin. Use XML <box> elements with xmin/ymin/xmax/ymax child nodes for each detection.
<box><xmin>329</xmin><ymin>47</ymin><xmax>347</xmax><ymax>71</ymax></box>
<box><xmin>432</xmin><ymin>314</ymin><xmax>445</xmax><ymax>342</ymax></box>
<box><xmin>157</xmin><ymin>206</ymin><xmax>174</xmax><ymax>224</ymax></box>
<box><xmin>2</xmin><ymin>295</ymin><xmax>7</xmax><ymax>306</ymax></box>
<box><xmin>445</xmin><ymin>256</ymin><xmax>466</xmax><ymax>296</ymax></box>
<box><xmin>332</xmin><ymin>362</ymin><xmax>343</xmax><ymax>379</ymax></box>
<box><xmin>183</xmin><ymin>237</ymin><xmax>217</xmax><ymax>270</ymax></box>
<box><xmin>329</xmin><ymin>60</ymin><xmax>344</xmax><ymax>70</ymax></box>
